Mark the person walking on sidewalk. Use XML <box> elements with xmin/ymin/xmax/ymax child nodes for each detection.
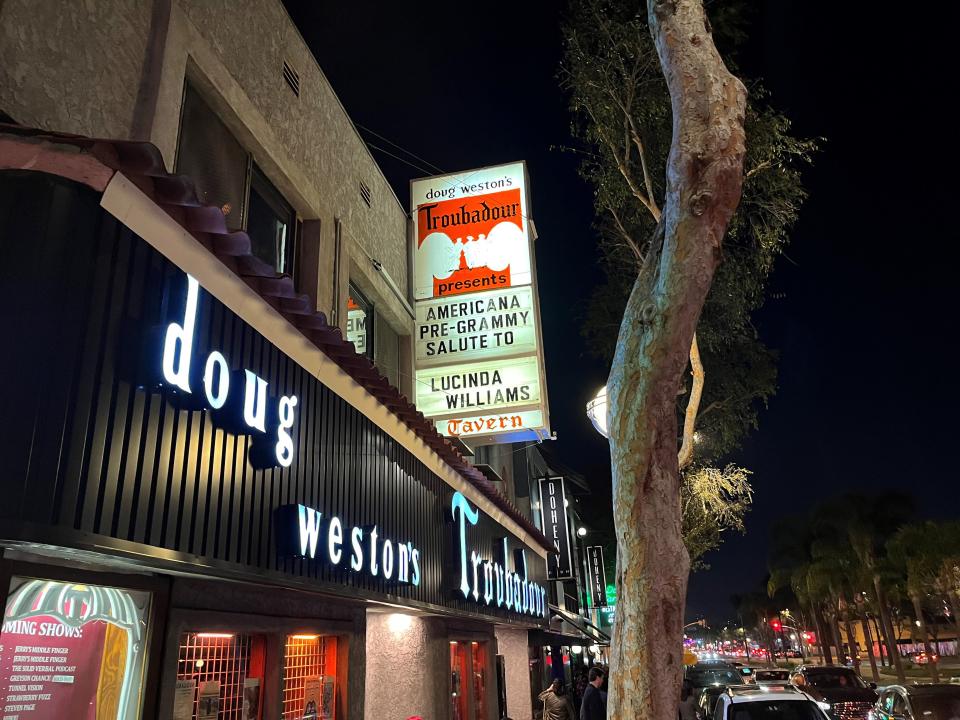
<box><xmin>580</xmin><ymin>668</ymin><xmax>606</xmax><ymax>720</ymax></box>
<box><xmin>539</xmin><ymin>678</ymin><xmax>575</xmax><ymax>720</ymax></box>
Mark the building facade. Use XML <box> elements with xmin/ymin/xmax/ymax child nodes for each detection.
<box><xmin>0</xmin><ymin>1</ymin><xmax>556</xmax><ymax>718</ymax></box>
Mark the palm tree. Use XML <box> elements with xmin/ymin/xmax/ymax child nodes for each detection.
<box><xmin>816</xmin><ymin>492</ymin><xmax>913</xmax><ymax>682</ymax></box>
<box><xmin>889</xmin><ymin>522</ymin><xmax>948</xmax><ymax>682</ymax></box>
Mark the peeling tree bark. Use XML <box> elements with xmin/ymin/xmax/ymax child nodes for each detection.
<box><xmin>605</xmin><ymin>1</ymin><xmax>747</xmax><ymax>717</ymax></box>
<box><xmin>677</xmin><ymin>333</ymin><xmax>703</xmax><ymax>470</ymax></box>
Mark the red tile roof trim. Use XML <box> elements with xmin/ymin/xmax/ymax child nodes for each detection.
<box><xmin>0</xmin><ymin>124</ymin><xmax>552</xmax><ymax>552</ymax></box>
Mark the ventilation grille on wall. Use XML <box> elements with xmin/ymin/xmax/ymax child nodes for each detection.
<box><xmin>359</xmin><ymin>180</ymin><xmax>372</xmax><ymax>207</ymax></box>
<box><xmin>282</xmin><ymin>60</ymin><xmax>300</xmax><ymax>97</ymax></box>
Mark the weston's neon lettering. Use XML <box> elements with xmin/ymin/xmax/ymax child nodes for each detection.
<box><xmin>285</xmin><ymin>503</ymin><xmax>421</xmax><ymax>586</ymax></box>
<box><xmin>160</xmin><ymin>274</ymin><xmax>298</xmax><ymax>468</ymax></box>
<box><xmin>450</xmin><ymin>492</ymin><xmax>546</xmax><ymax>618</ymax></box>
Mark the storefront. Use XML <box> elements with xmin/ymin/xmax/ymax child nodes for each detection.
<box><xmin>0</xmin><ymin>131</ymin><xmax>551</xmax><ymax>720</ymax></box>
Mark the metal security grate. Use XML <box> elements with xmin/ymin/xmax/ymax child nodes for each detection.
<box><xmin>282</xmin><ymin>635</ymin><xmax>330</xmax><ymax>719</ymax></box>
<box><xmin>177</xmin><ymin>633</ymin><xmax>251</xmax><ymax>720</ymax></box>
<box><xmin>282</xmin><ymin>59</ymin><xmax>301</xmax><ymax>96</ymax></box>
<box><xmin>359</xmin><ymin>180</ymin><xmax>372</xmax><ymax>207</ymax></box>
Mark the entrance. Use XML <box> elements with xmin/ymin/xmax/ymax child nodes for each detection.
<box><xmin>450</xmin><ymin>640</ymin><xmax>489</xmax><ymax>720</ymax></box>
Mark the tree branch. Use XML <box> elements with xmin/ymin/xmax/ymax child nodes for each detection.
<box><xmin>627</xmin><ymin>114</ymin><xmax>662</xmax><ymax>221</ymax></box>
<box><xmin>678</xmin><ymin>333</ymin><xmax>704</xmax><ymax>470</ymax></box>
<box><xmin>606</xmin><ymin>205</ymin><xmax>645</xmax><ymax>263</ymax></box>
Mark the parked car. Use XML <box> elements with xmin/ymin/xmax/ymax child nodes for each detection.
<box><xmin>686</xmin><ymin>662</ymin><xmax>744</xmax><ymax>690</ymax></box>
<box><xmin>909</xmin><ymin>651</ymin><xmax>939</xmax><ymax>665</ymax></box>
<box><xmin>712</xmin><ymin>684</ymin><xmax>831</xmax><ymax>720</ymax></box>
<box><xmin>790</xmin><ymin>665</ymin><xmax>878</xmax><ymax>720</ymax></box>
<box><xmin>869</xmin><ymin>683</ymin><xmax>960</xmax><ymax>720</ymax></box>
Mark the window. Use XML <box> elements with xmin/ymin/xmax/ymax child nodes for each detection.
<box><xmin>282</xmin><ymin>634</ymin><xmax>337</xmax><ymax>720</ymax></box>
<box><xmin>0</xmin><ymin>576</ymin><xmax>151</xmax><ymax>719</ymax></box>
<box><xmin>247</xmin><ymin>165</ymin><xmax>296</xmax><ymax>275</ymax></box>
<box><xmin>177</xmin><ymin>632</ymin><xmax>266</xmax><ymax>720</ymax></box>
<box><xmin>346</xmin><ymin>284</ymin><xmax>373</xmax><ymax>359</ymax></box>
<box><xmin>176</xmin><ymin>83</ymin><xmax>249</xmax><ymax>232</ymax></box>
<box><xmin>176</xmin><ymin>80</ymin><xmax>298</xmax><ymax>276</ymax></box>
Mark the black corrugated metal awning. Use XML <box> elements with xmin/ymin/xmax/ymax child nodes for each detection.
<box><xmin>547</xmin><ymin>604</ymin><xmax>611</xmax><ymax>645</ymax></box>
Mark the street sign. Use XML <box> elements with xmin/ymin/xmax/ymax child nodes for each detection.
<box><xmin>538</xmin><ymin>476</ymin><xmax>574</xmax><ymax>580</ymax></box>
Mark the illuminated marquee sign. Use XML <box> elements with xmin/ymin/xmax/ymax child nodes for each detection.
<box><xmin>275</xmin><ymin>504</ymin><xmax>422</xmax><ymax>586</ymax></box>
<box><xmin>151</xmin><ymin>274</ymin><xmax>298</xmax><ymax>469</ymax></box>
<box><xmin>450</xmin><ymin>492</ymin><xmax>547</xmax><ymax>618</ymax></box>
<box><xmin>416</xmin><ymin>286</ymin><xmax>538</xmax><ymax>367</ymax></box>
<box><xmin>586</xmin><ymin>545</ymin><xmax>608</xmax><ymax>608</ymax></box>
<box><xmin>414</xmin><ymin>356</ymin><xmax>541</xmax><ymax>418</ymax></box>
<box><xmin>411</xmin><ymin>162</ymin><xmax>550</xmax><ymax>444</ymax></box>
<box><xmin>538</xmin><ymin>476</ymin><xmax>574</xmax><ymax>580</ymax></box>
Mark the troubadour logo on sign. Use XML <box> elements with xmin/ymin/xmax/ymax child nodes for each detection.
<box><xmin>449</xmin><ymin>492</ymin><xmax>547</xmax><ymax>618</ymax></box>
<box><xmin>146</xmin><ymin>273</ymin><xmax>298</xmax><ymax>469</ymax></box>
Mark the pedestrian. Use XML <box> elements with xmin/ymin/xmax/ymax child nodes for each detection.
<box><xmin>679</xmin><ymin>680</ymin><xmax>701</xmax><ymax>720</ymax></box>
<box><xmin>579</xmin><ymin>667</ymin><xmax>606</xmax><ymax>720</ymax></box>
<box><xmin>538</xmin><ymin>678</ymin><xmax>574</xmax><ymax>720</ymax></box>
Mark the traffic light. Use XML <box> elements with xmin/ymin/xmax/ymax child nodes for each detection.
<box><xmin>770</xmin><ymin>619</ymin><xmax>782</xmax><ymax>631</ymax></box>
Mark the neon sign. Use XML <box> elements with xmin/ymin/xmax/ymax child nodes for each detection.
<box><xmin>275</xmin><ymin>504</ymin><xmax>422</xmax><ymax>586</ymax></box>
<box><xmin>450</xmin><ymin>492</ymin><xmax>547</xmax><ymax>618</ymax></box>
<box><xmin>156</xmin><ymin>274</ymin><xmax>298</xmax><ymax>469</ymax></box>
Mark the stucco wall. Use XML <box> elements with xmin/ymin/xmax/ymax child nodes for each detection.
<box><xmin>364</xmin><ymin>613</ymin><xmax>447</xmax><ymax>720</ymax></box>
<box><xmin>497</xmin><ymin>627</ymin><xmax>534</xmax><ymax>720</ymax></box>
<box><xmin>170</xmin><ymin>0</ymin><xmax>411</xmax><ymax>331</ymax></box>
<box><xmin>1</xmin><ymin>0</ymin><xmax>412</xmax><ymax>347</ymax></box>
<box><xmin>0</xmin><ymin>0</ymin><xmax>150</xmax><ymax>137</ymax></box>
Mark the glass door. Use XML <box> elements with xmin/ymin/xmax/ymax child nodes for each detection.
<box><xmin>450</xmin><ymin>641</ymin><xmax>469</xmax><ymax>720</ymax></box>
<box><xmin>469</xmin><ymin>641</ymin><xmax>488</xmax><ymax>720</ymax></box>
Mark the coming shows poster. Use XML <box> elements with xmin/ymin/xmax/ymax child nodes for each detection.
<box><xmin>0</xmin><ymin>578</ymin><xmax>149</xmax><ymax>719</ymax></box>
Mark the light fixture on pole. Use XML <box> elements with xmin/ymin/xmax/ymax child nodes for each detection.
<box><xmin>586</xmin><ymin>385</ymin><xmax>608</xmax><ymax>437</ymax></box>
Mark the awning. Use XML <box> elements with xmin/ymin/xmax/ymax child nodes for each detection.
<box><xmin>548</xmin><ymin>603</ymin><xmax>611</xmax><ymax>645</ymax></box>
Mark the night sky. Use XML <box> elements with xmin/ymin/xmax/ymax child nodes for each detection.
<box><xmin>284</xmin><ymin>1</ymin><xmax>959</xmax><ymax>622</ymax></box>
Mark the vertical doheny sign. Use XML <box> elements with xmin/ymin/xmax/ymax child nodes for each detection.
<box><xmin>586</xmin><ymin>545</ymin><xmax>608</xmax><ymax>608</ymax></box>
<box><xmin>538</xmin><ymin>477</ymin><xmax>573</xmax><ymax>580</ymax></box>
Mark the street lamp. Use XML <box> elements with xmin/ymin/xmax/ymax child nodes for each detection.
<box><xmin>586</xmin><ymin>386</ymin><xmax>608</xmax><ymax>437</ymax></box>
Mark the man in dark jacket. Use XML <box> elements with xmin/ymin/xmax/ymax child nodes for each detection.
<box><xmin>580</xmin><ymin>667</ymin><xmax>606</xmax><ymax>720</ymax></box>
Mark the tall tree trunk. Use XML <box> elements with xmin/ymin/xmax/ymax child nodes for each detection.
<box><xmin>874</xmin><ymin>577</ymin><xmax>906</xmax><ymax>682</ymax></box>
<box><xmin>606</xmin><ymin>2</ymin><xmax>747</xmax><ymax>717</ymax></box>
<box><xmin>911</xmin><ymin>593</ymin><xmax>940</xmax><ymax>682</ymax></box>
<box><xmin>855</xmin><ymin>596</ymin><xmax>880</xmax><ymax>683</ymax></box>
<box><xmin>814</xmin><ymin>607</ymin><xmax>833</xmax><ymax>665</ymax></box>
<box><xmin>871</xmin><ymin>615</ymin><xmax>888</xmax><ymax>667</ymax></box>
<box><xmin>843</xmin><ymin>613</ymin><xmax>861</xmax><ymax>675</ymax></box>
<box><xmin>829</xmin><ymin>608</ymin><xmax>844</xmax><ymax>665</ymax></box>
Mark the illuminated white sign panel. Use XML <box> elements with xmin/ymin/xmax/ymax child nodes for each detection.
<box><xmin>159</xmin><ymin>274</ymin><xmax>298</xmax><ymax>469</ymax></box>
<box><xmin>346</xmin><ymin>306</ymin><xmax>367</xmax><ymax>354</ymax></box>
<box><xmin>416</xmin><ymin>286</ymin><xmax>538</xmax><ymax>367</ymax></box>
<box><xmin>450</xmin><ymin>492</ymin><xmax>547</xmax><ymax>618</ymax></box>
<box><xmin>276</xmin><ymin>503</ymin><xmax>422</xmax><ymax>586</ymax></box>
<box><xmin>411</xmin><ymin>162</ymin><xmax>550</xmax><ymax>443</ymax></box>
<box><xmin>414</xmin><ymin>356</ymin><xmax>541</xmax><ymax>418</ymax></box>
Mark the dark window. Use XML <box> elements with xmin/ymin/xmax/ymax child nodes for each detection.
<box><xmin>803</xmin><ymin>669</ymin><xmax>866</xmax><ymax>690</ymax></box>
<box><xmin>347</xmin><ymin>284</ymin><xmax>374</xmax><ymax>359</ymax></box>
<box><xmin>176</xmin><ymin>81</ymin><xmax>298</xmax><ymax>277</ymax></box>
<box><xmin>248</xmin><ymin>165</ymin><xmax>296</xmax><ymax>275</ymax></box>
<box><xmin>911</xmin><ymin>692</ymin><xmax>960</xmax><ymax>719</ymax></box>
<box><xmin>176</xmin><ymin>83</ymin><xmax>249</xmax><ymax>232</ymax></box>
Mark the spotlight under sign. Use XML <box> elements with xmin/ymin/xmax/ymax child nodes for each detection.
<box><xmin>410</xmin><ymin>162</ymin><xmax>550</xmax><ymax>444</ymax></box>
